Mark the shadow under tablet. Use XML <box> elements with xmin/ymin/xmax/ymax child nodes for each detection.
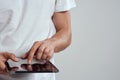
<box><xmin>5</xmin><ymin>58</ymin><xmax>59</xmax><ymax>73</ymax></box>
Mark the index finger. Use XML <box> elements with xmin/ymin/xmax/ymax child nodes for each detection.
<box><xmin>28</xmin><ymin>41</ymin><xmax>41</xmax><ymax>64</ymax></box>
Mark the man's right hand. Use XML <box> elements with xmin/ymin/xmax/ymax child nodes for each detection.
<box><xmin>0</xmin><ymin>52</ymin><xmax>18</xmax><ymax>74</ymax></box>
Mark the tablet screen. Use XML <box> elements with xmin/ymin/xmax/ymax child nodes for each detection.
<box><xmin>5</xmin><ymin>58</ymin><xmax>59</xmax><ymax>73</ymax></box>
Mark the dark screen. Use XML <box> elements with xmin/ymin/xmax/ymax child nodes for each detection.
<box><xmin>5</xmin><ymin>60</ymin><xmax>59</xmax><ymax>73</ymax></box>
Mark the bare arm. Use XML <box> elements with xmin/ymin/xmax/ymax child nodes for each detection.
<box><xmin>50</xmin><ymin>11</ymin><xmax>72</xmax><ymax>52</ymax></box>
<box><xmin>22</xmin><ymin>11</ymin><xmax>72</xmax><ymax>64</ymax></box>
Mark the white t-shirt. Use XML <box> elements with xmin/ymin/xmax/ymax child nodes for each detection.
<box><xmin>0</xmin><ymin>0</ymin><xmax>76</xmax><ymax>80</ymax></box>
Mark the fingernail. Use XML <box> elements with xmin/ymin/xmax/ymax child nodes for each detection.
<box><xmin>28</xmin><ymin>60</ymin><xmax>31</xmax><ymax>64</ymax></box>
<box><xmin>15</xmin><ymin>57</ymin><xmax>19</xmax><ymax>61</ymax></box>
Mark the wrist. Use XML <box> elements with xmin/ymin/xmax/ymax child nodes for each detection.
<box><xmin>45</xmin><ymin>38</ymin><xmax>58</xmax><ymax>52</ymax></box>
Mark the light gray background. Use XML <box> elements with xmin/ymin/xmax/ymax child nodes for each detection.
<box><xmin>55</xmin><ymin>0</ymin><xmax>120</xmax><ymax>80</ymax></box>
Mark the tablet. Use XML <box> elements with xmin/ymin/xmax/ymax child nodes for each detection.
<box><xmin>5</xmin><ymin>58</ymin><xmax>59</xmax><ymax>73</ymax></box>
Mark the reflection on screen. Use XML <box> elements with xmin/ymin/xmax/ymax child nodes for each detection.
<box><xmin>5</xmin><ymin>60</ymin><xmax>59</xmax><ymax>73</ymax></box>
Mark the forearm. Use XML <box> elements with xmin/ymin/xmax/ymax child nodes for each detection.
<box><xmin>48</xmin><ymin>27</ymin><xmax>72</xmax><ymax>52</ymax></box>
<box><xmin>22</xmin><ymin>11</ymin><xmax>72</xmax><ymax>62</ymax></box>
<box><xmin>48</xmin><ymin>11</ymin><xmax>72</xmax><ymax>53</ymax></box>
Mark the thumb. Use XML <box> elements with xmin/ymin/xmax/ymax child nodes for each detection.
<box><xmin>21</xmin><ymin>52</ymin><xmax>29</xmax><ymax>59</ymax></box>
<box><xmin>3</xmin><ymin>53</ymin><xmax>19</xmax><ymax>62</ymax></box>
<box><xmin>0</xmin><ymin>60</ymin><xmax>6</xmax><ymax>71</ymax></box>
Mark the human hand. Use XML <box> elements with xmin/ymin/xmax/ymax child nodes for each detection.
<box><xmin>22</xmin><ymin>39</ymin><xmax>55</xmax><ymax>64</ymax></box>
<box><xmin>0</xmin><ymin>52</ymin><xmax>19</xmax><ymax>74</ymax></box>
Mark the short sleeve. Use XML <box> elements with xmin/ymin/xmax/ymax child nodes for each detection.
<box><xmin>55</xmin><ymin>0</ymin><xmax>76</xmax><ymax>12</ymax></box>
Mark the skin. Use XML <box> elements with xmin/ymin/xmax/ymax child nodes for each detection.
<box><xmin>22</xmin><ymin>11</ymin><xmax>72</xmax><ymax>64</ymax></box>
<box><xmin>0</xmin><ymin>11</ymin><xmax>72</xmax><ymax>72</ymax></box>
<box><xmin>0</xmin><ymin>52</ymin><xmax>19</xmax><ymax>74</ymax></box>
